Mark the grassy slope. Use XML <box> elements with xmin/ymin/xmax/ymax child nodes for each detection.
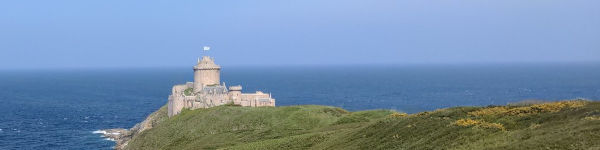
<box><xmin>126</xmin><ymin>101</ymin><xmax>600</xmax><ymax>150</ymax></box>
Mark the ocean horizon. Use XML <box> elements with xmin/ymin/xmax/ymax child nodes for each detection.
<box><xmin>1</xmin><ymin>64</ymin><xmax>600</xmax><ymax>149</ymax></box>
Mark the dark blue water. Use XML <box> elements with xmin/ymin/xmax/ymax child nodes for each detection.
<box><xmin>1</xmin><ymin>64</ymin><xmax>599</xmax><ymax>149</ymax></box>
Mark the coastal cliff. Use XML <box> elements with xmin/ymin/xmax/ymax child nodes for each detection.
<box><xmin>109</xmin><ymin>100</ymin><xmax>600</xmax><ymax>149</ymax></box>
<box><xmin>100</xmin><ymin>105</ymin><xmax>168</xmax><ymax>150</ymax></box>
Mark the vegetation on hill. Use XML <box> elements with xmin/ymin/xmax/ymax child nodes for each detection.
<box><xmin>124</xmin><ymin>100</ymin><xmax>600</xmax><ymax>150</ymax></box>
<box><xmin>183</xmin><ymin>88</ymin><xmax>193</xmax><ymax>96</ymax></box>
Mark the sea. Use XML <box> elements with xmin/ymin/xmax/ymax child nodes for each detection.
<box><xmin>1</xmin><ymin>64</ymin><xmax>599</xmax><ymax>149</ymax></box>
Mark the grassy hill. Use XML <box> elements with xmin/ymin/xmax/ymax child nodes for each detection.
<box><xmin>124</xmin><ymin>100</ymin><xmax>600</xmax><ymax>150</ymax></box>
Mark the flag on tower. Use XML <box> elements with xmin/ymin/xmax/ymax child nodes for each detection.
<box><xmin>203</xmin><ymin>46</ymin><xmax>210</xmax><ymax>51</ymax></box>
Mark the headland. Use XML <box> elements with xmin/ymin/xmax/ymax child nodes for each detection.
<box><xmin>101</xmin><ymin>99</ymin><xmax>600</xmax><ymax>149</ymax></box>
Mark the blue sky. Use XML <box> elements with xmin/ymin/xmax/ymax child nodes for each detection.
<box><xmin>1</xmin><ymin>0</ymin><xmax>599</xmax><ymax>69</ymax></box>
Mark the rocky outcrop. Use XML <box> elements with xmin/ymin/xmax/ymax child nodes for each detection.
<box><xmin>99</xmin><ymin>105</ymin><xmax>168</xmax><ymax>150</ymax></box>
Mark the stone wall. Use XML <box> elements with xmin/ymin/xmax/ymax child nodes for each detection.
<box><xmin>167</xmin><ymin>95</ymin><xmax>185</xmax><ymax>117</ymax></box>
<box><xmin>168</xmin><ymin>84</ymin><xmax>188</xmax><ymax>117</ymax></box>
<box><xmin>240</xmin><ymin>92</ymin><xmax>275</xmax><ymax>107</ymax></box>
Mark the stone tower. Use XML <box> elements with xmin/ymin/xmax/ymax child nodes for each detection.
<box><xmin>193</xmin><ymin>56</ymin><xmax>221</xmax><ymax>92</ymax></box>
<box><xmin>228</xmin><ymin>85</ymin><xmax>242</xmax><ymax>104</ymax></box>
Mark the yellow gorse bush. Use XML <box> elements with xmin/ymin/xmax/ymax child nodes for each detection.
<box><xmin>469</xmin><ymin>100</ymin><xmax>587</xmax><ymax>117</ymax></box>
<box><xmin>584</xmin><ymin>116</ymin><xmax>600</xmax><ymax>121</ymax></box>
<box><xmin>454</xmin><ymin>119</ymin><xmax>505</xmax><ymax>130</ymax></box>
<box><xmin>454</xmin><ymin>118</ymin><xmax>480</xmax><ymax>126</ymax></box>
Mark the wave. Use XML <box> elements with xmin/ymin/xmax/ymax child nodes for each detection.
<box><xmin>92</xmin><ymin>130</ymin><xmax>107</xmax><ymax>134</ymax></box>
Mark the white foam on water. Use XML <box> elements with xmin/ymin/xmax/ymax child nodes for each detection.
<box><xmin>92</xmin><ymin>130</ymin><xmax>107</xmax><ymax>134</ymax></box>
<box><xmin>104</xmin><ymin>138</ymin><xmax>116</xmax><ymax>141</ymax></box>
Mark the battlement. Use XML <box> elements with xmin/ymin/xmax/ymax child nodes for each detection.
<box><xmin>194</xmin><ymin>56</ymin><xmax>221</xmax><ymax>70</ymax></box>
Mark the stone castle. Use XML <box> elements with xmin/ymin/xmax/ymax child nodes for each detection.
<box><xmin>167</xmin><ymin>56</ymin><xmax>275</xmax><ymax>117</ymax></box>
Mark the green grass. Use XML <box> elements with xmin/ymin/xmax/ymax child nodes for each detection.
<box><xmin>183</xmin><ymin>88</ymin><xmax>193</xmax><ymax>96</ymax></box>
<box><xmin>125</xmin><ymin>100</ymin><xmax>600</xmax><ymax>150</ymax></box>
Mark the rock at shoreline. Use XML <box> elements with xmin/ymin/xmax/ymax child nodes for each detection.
<box><xmin>99</xmin><ymin>105</ymin><xmax>168</xmax><ymax>150</ymax></box>
<box><xmin>97</xmin><ymin>129</ymin><xmax>128</xmax><ymax>147</ymax></box>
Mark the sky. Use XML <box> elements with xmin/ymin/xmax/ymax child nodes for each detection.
<box><xmin>1</xmin><ymin>0</ymin><xmax>599</xmax><ymax>69</ymax></box>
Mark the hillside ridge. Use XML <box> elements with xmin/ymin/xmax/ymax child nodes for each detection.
<box><xmin>107</xmin><ymin>100</ymin><xmax>600</xmax><ymax>150</ymax></box>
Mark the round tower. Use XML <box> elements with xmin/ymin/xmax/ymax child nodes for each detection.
<box><xmin>193</xmin><ymin>56</ymin><xmax>221</xmax><ymax>92</ymax></box>
<box><xmin>228</xmin><ymin>85</ymin><xmax>242</xmax><ymax>103</ymax></box>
